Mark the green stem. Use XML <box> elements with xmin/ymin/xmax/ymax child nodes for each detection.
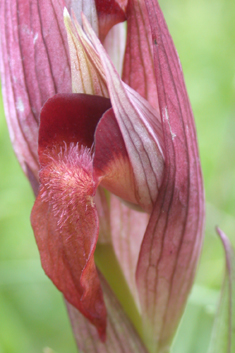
<box><xmin>95</xmin><ymin>243</ymin><xmax>143</xmax><ymax>340</ymax></box>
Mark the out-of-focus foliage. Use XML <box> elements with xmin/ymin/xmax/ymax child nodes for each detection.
<box><xmin>0</xmin><ymin>0</ymin><xmax>234</xmax><ymax>352</ymax></box>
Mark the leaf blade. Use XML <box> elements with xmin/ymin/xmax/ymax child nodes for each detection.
<box><xmin>208</xmin><ymin>228</ymin><xmax>235</xmax><ymax>353</ymax></box>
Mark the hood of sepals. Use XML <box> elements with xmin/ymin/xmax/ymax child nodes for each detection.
<box><xmin>64</xmin><ymin>12</ymin><xmax>165</xmax><ymax>214</ymax></box>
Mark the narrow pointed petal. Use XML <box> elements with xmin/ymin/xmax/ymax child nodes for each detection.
<box><xmin>64</xmin><ymin>9</ymin><xmax>108</xmax><ymax>96</ymax></box>
<box><xmin>94</xmin><ymin>0</ymin><xmax>127</xmax><ymax>41</ymax></box>
<box><xmin>110</xmin><ymin>195</ymin><xmax>149</xmax><ymax>307</ymax></box>
<box><xmin>0</xmin><ymin>0</ymin><xmax>71</xmax><ymax>183</ymax></box>
<box><xmin>208</xmin><ymin>228</ymin><xmax>235</xmax><ymax>353</ymax></box>
<box><xmin>66</xmin><ymin>274</ymin><xmax>147</xmax><ymax>353</ymax></box>
<box><xmin>82</xmin><ymin>16</ymin><xmax>164</xmax><ymax>212</ymax></box>
<box><xmin>122</xmin><ymin>0</ymin><xmax>159</xmax><ymax>111</ymax></box>
<box><xmin>136</xmin><ymin>1</ymin><xmax>205</xmax><ymax>352</ymax></box>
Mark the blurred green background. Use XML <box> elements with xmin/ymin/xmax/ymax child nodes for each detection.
<box><xmin>0</xmin><ymin>0</ymin><xmax>235</xmax><ymax>352</ymax></box>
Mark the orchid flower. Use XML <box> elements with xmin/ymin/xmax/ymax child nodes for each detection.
<box><xmin>0</xmin><ymin>0</ymin><xmax>205</xmax><ymax>352</ymax></box>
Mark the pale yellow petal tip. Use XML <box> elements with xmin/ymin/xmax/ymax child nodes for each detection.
<box><xmin>63</xmin><ymin>7</ymin><xmax>73</xmax><ymax>33</ymax></box>
<box><xmin>63</xmin><ymin>7</ymin><xmax>71</xmax><ymax>22</ymax></box>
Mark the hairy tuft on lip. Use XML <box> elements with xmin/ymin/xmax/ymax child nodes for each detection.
<box><xmin>39</xmin><ymin>143</ymin><xmax>96</xmax><ymax>229</ymax></box>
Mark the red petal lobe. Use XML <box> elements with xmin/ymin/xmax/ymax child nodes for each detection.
<box><xmin>93</xmin><ymin>108</ymin><xmax>138</xmax><ymax>206</ymax></box>
<box><xmin>38</xmin><ymin>93</ymin><xmax>111</xmax><ymax>165</ymax></box>
<box><xmin>31</xmin><ymin>144</ymin><xmax>107</xmax><ymax>340</ymax></box>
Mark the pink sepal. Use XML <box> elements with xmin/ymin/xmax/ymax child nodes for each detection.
<box><xmin>136</xmin><ymin>1</ymin><xmax>205</xmax><ymax>351</ymax></box>
<box><xmin>0</xmin><ymin>0</ymin><xmax>72</xmax><ymax>183</ymax></box>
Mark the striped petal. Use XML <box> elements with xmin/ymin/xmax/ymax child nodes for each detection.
<box><xmin>122</xmin><ymin>0</ymin><xmax>159</xmax><ymax>111</ymax></box>
<box><xmin>136</xmin><ymin>1</ymin><xmax>205</xmax><ymax>352</ymax></box>
<box><xmin>64</xmin><ymin>10</ymin><xmax>108</xmax><ymax>96</ymax></box>
<box><xmin>110</xmin><ymin>195</ymin><xmax>149</xmax><ymax>307</ymax></box>
<box><xmin>0</xmin><ymin>0</ymin><xmax>72</xmax><ymax>187</ymax></box>
<box><xmin>70</xmin><ymin>0</ymin><xmax>99</xmax><ymax>35</ymax></box>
